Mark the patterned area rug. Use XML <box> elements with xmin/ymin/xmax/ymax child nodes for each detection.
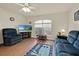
<box><xmin>24</xmin><ymin>43</ymin><xmax>53</xmax><ymax>56</ymax></box>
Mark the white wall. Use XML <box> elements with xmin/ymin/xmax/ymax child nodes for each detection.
<box><xmin>69</xmin><ymin>5</ymin><xmax>79</xmax><ymax>31</ymax></box>
<box><xmin>0</xmin><ymin>8</ymin><xmax>27</xmax><ymax>44</ymax></box>
<box><xmin>28</xmin><ymin>12</ymin><xmax>69</xmax><ymax>40</ymax></box>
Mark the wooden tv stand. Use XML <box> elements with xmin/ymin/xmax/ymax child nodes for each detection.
<box><xmin>20</xmin><ymin>32</ymin><xmax>31</xmax><ymax>39</ymax></box>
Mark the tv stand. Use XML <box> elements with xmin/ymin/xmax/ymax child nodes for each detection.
<box><xmin>20</xmin><ymin>32</ymin><xmax>31</xmax><ymax>39</ymax></box>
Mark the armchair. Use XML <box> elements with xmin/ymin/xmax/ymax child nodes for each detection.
<box><xmin>2</xmin><ymin>28</ymin><xmax>22</xmax><ymax>45</ymax></box>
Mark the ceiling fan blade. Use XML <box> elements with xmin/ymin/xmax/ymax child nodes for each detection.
<box><xmin>16</xmin><ymin>3</ymin><xmax>25</xmax><ymax>7</ymax></box>
<box><xmin>29</xmin><ymin>6</ymin><xmax>36</xmax><ymax>10</ymax></box>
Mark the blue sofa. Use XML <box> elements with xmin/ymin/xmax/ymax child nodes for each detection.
<box><xmin>2</xmin><ymin>28</ymin><xmax>22</xmax><ymax>45</ymax></box>
<box><xmin>55</xmin><ymin>30</ymin><xmax>79</xmax><ymax>56</ymax></box>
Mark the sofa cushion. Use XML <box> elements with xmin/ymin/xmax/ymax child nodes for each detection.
<box><xmin>74</xmin><ymin>35</ymin><xmax>79</xmax><ymax>49</ymax></box>
<box><xmin>56</xmin><ymin>38</ymin><xmax>69</xmax><ymax>44</ymax></box>
<box><xmin>67</xmin><ymin>31</ymin><xmax>79</xmax><ymax>44</ymax></box>
<box><xmin>56</xmin><ymin>43</ymin><xmax>79</xmax><ymax>55</ymax></box>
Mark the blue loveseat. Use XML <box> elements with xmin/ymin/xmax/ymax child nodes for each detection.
<box><xmin>55</xmin><ymin>30</ymin><xmax>79</xmax><ymax>56</ymax></box>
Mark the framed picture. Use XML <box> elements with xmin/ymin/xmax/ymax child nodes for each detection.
<box><xmin>74</xmin><ymin>10</ymin><xmax>79</xmax><ymax>21</ymax></box>
<box><xmin>10</xmin><ymin>17</ymin><xmax>15</xmax><ymax>21</ymax></box>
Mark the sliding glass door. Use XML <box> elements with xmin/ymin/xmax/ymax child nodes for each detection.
<box><xmin>34</xmin><ymin>20</ymin><xmax>52</xmax><ymax>39</ymax></box>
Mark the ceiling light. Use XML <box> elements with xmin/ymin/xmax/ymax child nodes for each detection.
<box><xmin>22</xmin><ymin>7</ymin><xmax>31</xmax><ymax>13</ymax></box>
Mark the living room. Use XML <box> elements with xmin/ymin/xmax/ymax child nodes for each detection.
<box><xmin>0</xmin><ymin>3</ymin><xmax>79</xmax><ymax>56</ymax></box>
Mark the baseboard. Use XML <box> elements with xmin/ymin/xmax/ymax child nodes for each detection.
<box><xmin>0</xmin><ymin>43</ymin><xmax>4</xmax><ymax>46</ymax></box>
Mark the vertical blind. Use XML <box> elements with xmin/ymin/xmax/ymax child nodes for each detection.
<box><xmin>34</xmin><ymin>20</ymin><xmax>52</xmax><ymax>35</ymax></box>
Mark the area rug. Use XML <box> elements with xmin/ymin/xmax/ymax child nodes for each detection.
<box><xmin>24</xmin><ymin>43</ymin><xmax>53</xmax><ymax>56</ymax></box>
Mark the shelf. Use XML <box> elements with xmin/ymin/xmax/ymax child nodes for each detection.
<box><xmin>20</xmin><ymin>32</ymin><xmax>31</xmax><ymax>39</ymax></box>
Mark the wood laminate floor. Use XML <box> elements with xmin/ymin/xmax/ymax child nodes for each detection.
<box><xmin>0</xmin><ymin>38</ymin><xmax>37</xmax><ymax>56</ymax></box>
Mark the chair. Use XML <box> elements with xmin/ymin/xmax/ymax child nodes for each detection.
<box><xmin>2</xmin><ymin>28</ymin><xmax>22</xmax><ymax>45</ymax></box>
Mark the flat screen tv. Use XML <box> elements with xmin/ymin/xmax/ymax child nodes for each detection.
<box><xmin>17</xmin><ymin>24</ymin><xmax>32</xmax><ymax>32</ymax></box>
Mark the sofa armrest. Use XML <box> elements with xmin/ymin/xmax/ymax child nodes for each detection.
<box><xmin>17</xmin><ymin>34</ymin><xmax>22</xmax><ymax>36</ymax></box>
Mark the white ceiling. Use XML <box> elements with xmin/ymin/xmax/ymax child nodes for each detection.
<box><xmin>0</xmin><ymin>3</ymin><xmax>79</xmax><ymax>16</ymax></box>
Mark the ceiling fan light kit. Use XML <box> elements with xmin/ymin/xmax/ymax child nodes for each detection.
<box><xmin>22</xmin><ymin>7</ymin><xmax>31</xmax><ymax>13</ymax></box>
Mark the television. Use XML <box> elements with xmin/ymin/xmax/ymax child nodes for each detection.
<box><xmin>17</xmin><ymin>24</ymin><xmax>32</xmax><ymax>32</ymax></box>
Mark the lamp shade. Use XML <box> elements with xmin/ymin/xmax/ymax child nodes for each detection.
<box><xmin>61</xmin><ymin>29</ymin><xmax>65</xmax><ymax>36</ymax></box>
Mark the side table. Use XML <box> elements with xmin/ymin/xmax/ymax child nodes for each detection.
<box><xmin>57</xmin><ymin>35</ymin><xmax>67</xmax><ymax>39</ymax></box>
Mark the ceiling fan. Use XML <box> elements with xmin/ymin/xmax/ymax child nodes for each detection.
<box><xmin>17</xmin><ymin>3</ymin><xmax>35</xmax><ymax>13</ymax></box>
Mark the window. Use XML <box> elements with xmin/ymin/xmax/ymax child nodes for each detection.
<box><xmin>34</xmin><ymin>20</ymin><xmax>52</xmax><ymax>36</ymax></box>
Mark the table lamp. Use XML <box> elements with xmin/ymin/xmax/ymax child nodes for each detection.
<box><xmin>61</xmin><ymin>29</ymin><xmax>65</xmax><ymax>36</ymax></box>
